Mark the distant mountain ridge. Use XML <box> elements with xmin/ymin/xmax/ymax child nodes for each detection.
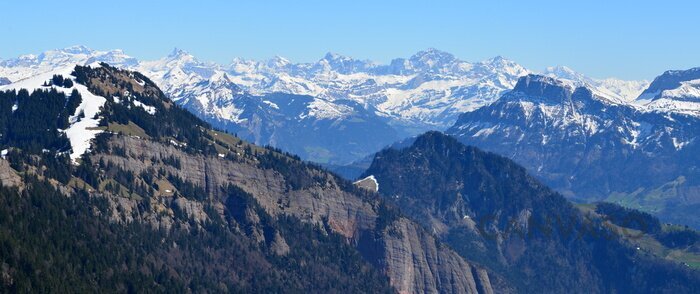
<box><xmin>0</xmin><ymin>46</ymin><xmax>649</xmax><ymax>164</ymax></box>
<box><xmin>447</xmin><ymin>74</ymin><xmax>700</xmax><ymax>228</ymax></box>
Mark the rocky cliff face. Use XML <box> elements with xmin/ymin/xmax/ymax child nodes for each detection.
<box><xmin>96</xmin><ymin>133</ymin><xmax>497</xmax><ymax>293</ymax></box>
<box><xmin>0</xmin><ymin>159</ymin><xmax>21</xmax><ymax>188</ymax></box>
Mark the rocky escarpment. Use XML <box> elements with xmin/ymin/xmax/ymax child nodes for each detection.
<box><xmin>0</xmin><ymin>159</ymin><xmax>21</xmax><ymax>188</ymax></box>
<box><xmin>93</xmin><ymin>134</ymin><xmax>498</xmax><ymax>293</ymax></box>
<box><xmin>380</xmin><ymin>217</ymin><xmax>494</xmax><ymax>294</ymax></box>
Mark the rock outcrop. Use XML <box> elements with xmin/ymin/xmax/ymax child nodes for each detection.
<box><xmin>94</xmin><ymin>135</ymin><xmax>497</xmax><ymax>293</ymax></box>
<box><xmin>0</xmin><ymin>159</ymin><xmax>21</xmax><ymax>188</ymax></box>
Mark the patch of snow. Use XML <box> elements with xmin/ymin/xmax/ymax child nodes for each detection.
<box><xmin>672</xmin><ymin>137</ymin><xmax>690</xmax><ymax>150</ymax></box>
<box><xmin>169</xmin><ymin>139</ymin><xmax>187</xmax><ymax>148</ymax></box>
<box><xmin>354</xmin><ymin>175</ymin><xmax>379</xmax><ymax>192</ymax></box>
<box><xmin>87</xmin><ymin>61</ymin><xmax>103</xmax><ymax>68</ymax></box>
<box><xmin>262</xmin><ymin>100</ymin><xmax>279</xmax><ymax>109</ymax></box>
<box><xmin>132</xmin><ymin>99</ymin><xmax>157</xmax><ymax>115</ymax></box>
<box><xmin>306</xmin><ymin>98</ymin><xmax>353</xmax><ymax>119</ymax></box>
<box><xmin>473</xmin><ymin>125</ymin><xmax>498</xmax><ymax>137</ymax></box>
<box><xmin>64</xmin><ymin>82</ymin><xmax>106</xmax><ymax>163</ymax></box>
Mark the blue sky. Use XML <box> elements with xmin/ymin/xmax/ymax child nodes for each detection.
<box><xmin>1</xmin><ymin>0</ymin><xmax>697</xmax><ymax>80</ymax></box>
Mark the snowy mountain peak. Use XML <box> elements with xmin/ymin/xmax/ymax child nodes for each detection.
<box><xmin>544</xmin><ymin>65</ymin><xmax>586</xmax><ymax>81</ymax></box>
<box><xmin>542</xmin><ymin>65</ymin><xmax>648</xmax><ymax>103</ymax></box>
<box><xmin>266</xmin><ymin>55</ymin><xmax>290</xmax><ymax>68</ymax></box>
<box><xmin>484</xmin><ymin>55</ymin><xmax>520</xmax><ymax>68</ymax></box>
<box><xmin>59</xmin><ymin>45</ymin><xmax>94</xmax><ymax>55</ymax></box>
<box><xmin>638</xmin><ymin>67</ymin><xmax>700</xmax><ymax>100</ymax></box>
<box><xmin>210</xmin><ymin>71</ymin><xmax>231</xmax><ymax>83</ymax></box>
<box><xmin>0</xmin><ymin>47</ymin><xmax>652</xmax><ymax>152</ymax></box>
<box><xmin>168</xmin><ymin>47</ymin><xmax>191</xmax><ymax>58</ymax></box>
<box><xmin>409</xmin><ymin>48</ymin><xmax>457</xmax><ymax>69</ymax></box>
<box><xmin>0</xmin><ymin>46</ymin><xmax>142</xmax><ymax>82</ymax></box>
<box><xmin>479</xmin><ymin>55</ymin><xmax>528</xmax><ymax>78</ymax></box>
<box><xmin>411</xmin><ymin>48</ymin><xmax>455</xmax><ymax>60</ymax></box>
<box><xmin>85</xmin><ymin>49</ymin><xmax>138</xmax><ymax>67</ymax></box>
<box><xmin>322</xmin><ymin>52</ymin><xmax>349</xmax><ymax>62</ymax></box>
<box><xmin>513</xmin><ymin>74</ymin><xmax>572</xmax><ymax>95</ymax></box>
<box><xmin>206</xmin><ymin>72</ymin><xmax>244</xmax><ymax>93</ymax></box>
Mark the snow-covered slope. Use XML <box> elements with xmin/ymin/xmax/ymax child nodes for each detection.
<box><xmin>635</xmin><ymin>67</ymin><xmax>700</xmax><ymax>117</ymax></box>
<box><xmin>0</xmin><ymin>64</ymin><xmax>107</xmax><ymax>162</ymax></box>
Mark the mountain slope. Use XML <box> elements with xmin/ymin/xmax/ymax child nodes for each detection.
<box><xmin>447</xmin><ymin>75</ymin><xmax>700</xmax><ymax>228</ymax></box>
<box><xmin>0</xmin><ymin>64</ymin><xmax>499</xmax><ymax>293</ymax></box>
<box><xmin>167</xmin><ymin>72</ymin><xmax>399</xmax><ymax>163</ymax></box>
<box><xmin>636</xmin><ymin>67</ymin><xmax>700</xmax><ymax>117</ymax></box>
<box><xmin>362</xmin><ymin>131</ymin><xmax>700</xmax><ymax>293</ymax></box>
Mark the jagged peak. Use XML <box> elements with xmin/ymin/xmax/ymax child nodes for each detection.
<box><xmin>544</xmin><ymin>65</ymin><xmax>576</xmax><ymax>75</ymax></box>
<box><xmin>410</xmin><ymin>48</ymin><xmax>456</xmax><ymax>62</ymax></box>
<box><xmin>266</xmin><ymin>55</ymin><xmax>290</xmax><ymax>68</ymax></box>
<box><xmin>322</xmin><ymin>51</ymin><xmax>351</xmax><ymax>61</ymax></box>
<box><xmin>168</xmin><ymin>47</ymin><xmax>193</xmax><ymax>59</ymax></box>
<box><xmin>542</xmin><ymin>65</ymin><xmax>593</xmax><ymax>87</ymax></box>
<box><xmin>59</xmin><ymin>45</ymin><xmax>94</xmax><ymax>55</ymax></box>
<box><xmin>485</xmin><ymin>55</ymin><xmax>515</xmax><ymax>65</ymax></box>
<box><xmin>209</xmin><ymin>71</ymin><xmax>231</xmax><ymax>82</ymax></box>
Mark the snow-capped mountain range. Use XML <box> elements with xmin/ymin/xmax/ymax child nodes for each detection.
<box><xmin>4</xmin><ymin>45</ymin><xmax>698</xmax><ymax>165</ymax></box>
<box><xmin>0</xmin><ymin>46</ymin><xmax>651</xmax><ymax>128</ymax></box>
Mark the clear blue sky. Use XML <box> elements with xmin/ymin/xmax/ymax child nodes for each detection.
<box><xmin>1</xmin><ymin>0</ymin><xmax>697</xmax><ymax>80</ymax></box>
